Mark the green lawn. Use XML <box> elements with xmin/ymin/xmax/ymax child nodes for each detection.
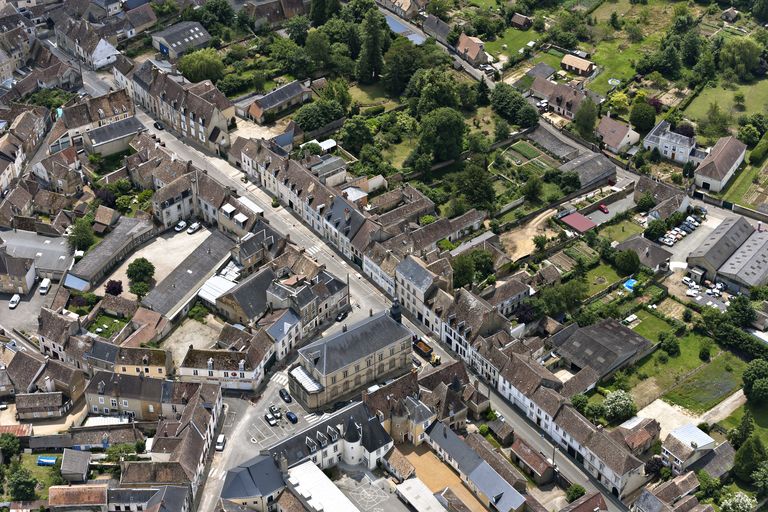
<box><xmin>589</xmin><ymin>37</ymin><xmax>660</xmax><ymax>96</ymax></box>
<box><xmin>592</xmin><ymin>0</ymin><xmax>632</xmax><ymax>21</ymax></box>
<box><xmin>485</xmin><ymin>28</ymin><xmax>540</xmax><ymax>57</ymax></box>
<box><xmin>685</xmin><ymin>80</ymin><xmax>768</xmax><ymax>121</ymax></box>
<box><xmin>382</xmin><ymin>138</ymin><xmax>418</xmax><ymax>168</ymax></box>
<box><xmin>722</xmin><ymin>163</ymin><xmax>762</xmax><ymax>207</ymax></box>
<box><xmin>511</xmin><ymin>141</ymin><xmax>541</xmax><ymax>159</ymax></box>
<box><xmin>88</xmin><ymin>313</ymin><xmax>128</xmax><ymax>338</ymax></box>
<box><xmin>584</xmin><ymin>264</ymin><xmax>622</xmax><ymax>295</ymax></box>
<box><xmin>632</xmin><ymin>309</ymin><xmax>673</xmax><ymax>342</ymax></box>
<box><xmin>4</xmin><ymin>453</ymin><xmax>64</xmax><ymax>500</ymax></box>
<box><xmin>664</xmin><ymin>352</ymin><xmax>748</xmax><ymax>413</ymax></box>
<box><xmin>349</xmin><ymin>83</ymin><xmax>399</xmax><ymax>110</ymax></box>
<box><xmin>532</xmin><ymin>50</ymin><xmax>563</xmax><ymax>71</ymax></box>
<box><xmin>722</xmin><ymin>402</ymin><xmax>768</xmax><ymax>447</ymax></box>
<box><xmin>600</xmin><ymin>220</ymin><xmax>644</xmax><ymax>243</ymax></box>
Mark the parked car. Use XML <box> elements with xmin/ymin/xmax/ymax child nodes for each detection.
<box><xmin>598</xmin><ymin>204</ymin><xmax>609</xmax><ymax>214</ymax></box>
<box><xmin>286</xmin><ymin>411</ymin><xmax>298</xmax><ymax>424</ymax></box>
<box><xmin>279</xmin><ymin>389</ymin><xmax>292</xmax><ymax>403</ymax></box>
<box><xmin>662</xmin><ymin>238</ymin><xmax>674</xmax><ymax>247</ymax></box>
<box><xmin>680</xmin><ymin>225</ymin><xmax>693</xmax><ymax>234</ymax></box>
<box><xmin>215</xmin><ymin>435</ymin><xmax>226</xmax><ymax>451</ymax></box>
<box><xmin>8</xmin><ymin>294</ymin><xmax>20</xmax><ymax>309</ymax></box>
<box><xmin>412</xmin><ymin>356</ymin><xmax>422</xmax><ymax>367</ymax></box>
<box><xmin>686</xmin><ymin>216</ymin><xmax>700</xmax><ymax>227</ymax></box>
<box><xmin>0</xmin><ymin>403</ymin><xmax>7</xmax><ymax>410</ymax></box>
<box><xmin>264</xmin><ymin>413</ymin><xmax>278</xmax><ymax>426</ymax></box>
<box><xmin>187</xmin><ymin>222</ymin><xmax>201</xmax><ymax>234</ymax></box>
<box><xmin>269</xmin><ymin>404</ymin><xmax>282</xmax><ymax>418</ymax></box>
<box><xmin>335</xmin><ymin>310</ymin><xmax>348</xmax><ymax>322</ymax></box>
<box><xmin>153</xmin><ymin>121</ymin><xmax>164</xmax><ymax>130</ymax></box>
<box><xmin>174</xmin><ymin>220</ymin><xmax>187</xmax><ymax>232</ymax></box>
<box><xmin>683</xmin><ymin>276</ymin><xmax>694</xmax><ymax>286</ymax></box>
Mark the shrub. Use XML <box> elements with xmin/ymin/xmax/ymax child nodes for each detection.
<box><xmin>658</xmin><ymin>352</ymin><xmax>669</xmax><ymax>364</ymax></box>
<box><xmin>683</xmin><ymin>309</ymin><xmax>693</xmax><ymax>322</ymax></box>
<box><xmin>660</xmin><ymin>467</ymin><xmax>672</xmax><ymax>480</ymax></box>
<box><xmin>188</xmin><ymin>302</ymin><xmax>210</xmax><ymax>323</ymax></box>
<box><xmin>603</xmin><ymin>390</ymin><xmax>637</xmax><ymax>423</ymax></box>
<box><xmin>479</xmin><ymin>424</ymin><xmax>489</xmax><ymax>436</ymax></box>
<box><xmin>486</xmin><ymin>409</ymin><xmax>498</xmax><ymax>421</ymax></box>
<box><xmin>565</xmin><ymin>484</ymin><xmax>586</xmax><ymax>503</ymax></box>
<box><xmin>750</xmin><ymin>132</ymin><xmax>768</xmax><ymax>165</ymax></box>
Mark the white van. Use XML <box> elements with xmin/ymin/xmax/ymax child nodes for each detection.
<box><xmin>39</xmin><ymin>278</ymin><xmax>51</xmax><ymax>295</ymax></box>
<box><xmin>215</xmin><ymin>434</ymin><xmax>226</xmax><ymax>451</ymax></box>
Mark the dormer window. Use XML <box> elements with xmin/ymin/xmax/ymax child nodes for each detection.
<box><xmin>306</xmin><ymin>437</ymin><xmax>317</xmax><ymax>453</ymax></box>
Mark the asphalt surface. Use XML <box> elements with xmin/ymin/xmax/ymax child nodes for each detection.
<box><xmin>64</xmin><ymin>49</ymin><xmax>629</xmax><ymax>512</ymax></box>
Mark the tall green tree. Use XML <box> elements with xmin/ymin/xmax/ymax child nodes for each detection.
<box><xmin>734</xmin><ymin>435</ymin><xmax>767</xmax><ymax>482</ymax></box>
<box><xmin>573</xmin><ymin>98</ymin><xmax>597</xmax><ymax>139</ymax></box>
<box><xmin>68</xmin><ymin>218</ymin><xmax>94</xmax><ymax>251</ymax></box>
<box><xmin>339</xmin><ymin>116</ymin><xmax>373</xmax><ymax>155</ymax></box>
<box><xmin>321</xmin><ymin>79</ymin><xmax>352</xmax><ymax>111</ymax></box>
<box><xmin>382</xmin><ymin>38</ymin><xmax>423</xmax><ymax>96</ymax></box>
<box><xmin>286</xmin><ymin>15</ymin><xmax>310</xmax><ymax>45</ymax></box>
<box><xmin>418</xmin><ymin>107</ymin><xmax>466</xmax><ymax>162</ymax></box>
<box><xmin>452</xmin><ymin>253</ymin><xmax>475</xmax><ymax>289</ymax></box>
<box><xmin>310</xmin><ymin>0</ymin><xmax>328</xmax><ymax>26</ymax></box>
<box><xmin>8</xmin><ymin>468</ymin><xmax>37</xmax><ymax>501</ymax></box>
<box><xmin>356</xmin><ymin>9</ymin><xmax>385</xmax><ymax>84</ymax></box>
<box><xmin>720</xmin><ymin>37</ymin><xmax>762</xmax><ymax>80</ymax></box>
<box><xmin>0</xmin><ymin>434</ymin><xmax>20</xmax><ymax>460</ymax></box>
<box><xmin>459</xmin><ymin>162</ymin><xmax>496</xmax><ymax>211</ymax></box>
<box><xmin>305</xmin><ymin>29</ymin><xmax>331</xmax><ymax>69</ymax></box>
<box><xmin>630</xmin><ymin>102</ymin><xmax>657</xmax><ymax>133</ymax></box>
<box><xmin>177</xmin><ymin>48</ymin><xmax>224</xmax><ymax>83</ymax></box>
<box><xmin>127</xmin><ymin>257</ymin><xmax>155</xmax><ymax>284</ymax></box>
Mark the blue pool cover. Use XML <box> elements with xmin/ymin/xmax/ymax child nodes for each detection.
<box><xmin>385</xmin><ymin>15</ymin><xmax>426</xmax><ymax>44</ymax></box>
<box><xmin>624</xmin><ymin>279</ymin><xmax>638</xmax><ymax>291</ymax></box>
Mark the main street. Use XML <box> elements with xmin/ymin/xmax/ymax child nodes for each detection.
<box><xmin>69</xmin><ymin>54</ymin><xmax>625</xmax><ymax>512</ymax></box>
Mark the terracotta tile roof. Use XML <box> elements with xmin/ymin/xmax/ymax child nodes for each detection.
<box><xmin>48</xmin><ymin>485</ymin><xmax>107</xmax><ymax>506</ymax></box>
<box><xmin>383</xmin><ymin>446</ymin><xmax>415</xmax><ymax>480</ymax></box>
<box><xmin>510</xmin><ymin>437</ymin><xmax>552</xmax><ymax>478</ymax></box>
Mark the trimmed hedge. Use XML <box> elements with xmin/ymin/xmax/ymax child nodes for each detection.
<box><xmin>750</xmin><ymin>131</ymin><xmax>768</xmax><ymax>165</ymax></box>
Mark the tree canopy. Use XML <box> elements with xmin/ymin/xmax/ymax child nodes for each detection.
<box><xmin>177</xmin><ymin>48</ymin><xmax>225</xmax><ymax>83</ymax></box>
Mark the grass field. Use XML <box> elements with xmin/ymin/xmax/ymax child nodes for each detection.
<box><xmin>0</xmin><ymin>453</ymin><xmax>64</xmax><ymax>500</ymax></box>
<box><xmin>590</xmin><ymin>37</ymin><xmax>660</xmax><ymax>96</ymax></box>
<box><xmin>722</xmin><ymin>163</ymin><xmax>761</xmax><ymax>207</ymax></box>
<box><xmin>664</xmin><ymin>352</ymin><xmax>747</xmax><ymax>413</ymax></box>
<box><xmin>349</xmin><ymin>83</ymin><xmax>399</xmax><ymax>110</ymax></box>
<box><xmin>585</xmin><ymin>263</ymin><xmax>622</xmax><ymax>295</ymax></box>
<box><xmin>685</xmin><ymin>81</ymin><xmax>768</xmax><ymax>121</ymax></box>
<box><xmin>722</xmin><ymin>402</ymin><xmax>768</xmax><ymax>446</ymax></box>
<box><xmin>592</xmin><ymin>0</ymin><xmax>632</xmax><ymax>21</ymax></box>
<box><xmin>532</xmin><ymin>49</ymin><xmax>563</xmax><ymax>70</ymax></box>
<box><xmin>88</xmin><ymin>313</ymin><xmax>128</xmax><ymax>338</ymax></box>
<box><xmin>600</xmin><ymin>220</ymin><xmax>644</xmax><ymax>243</ymax></box>
<box><xmin>485</xmin><ymin>28</ymin><xmax>540</xmax><ymax>57</ymax></box>
<box><xmin>511</xmin><ymin>141</ymin><xmax>541</xmax><ymax>159</ymax></box>
<box><xmin>632</xmin><ymin>309</ymin><xmax>672</xmax><ymax>342</ymax></box>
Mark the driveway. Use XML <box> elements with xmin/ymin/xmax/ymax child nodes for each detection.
<box><xmin>638</xmin><ymin>389</ymin><xmax>746</xmax><ymax>438</ymax></box>
<box><xmin>95</xmin><ymin>228</ymin><xmax>212</xmax><ymax>299</ymax></box>
<box><xmin>0</xmin><ymin>282</ymin><xmax>49</xmax><ymax>337</ymax></box>
<box><xmin>666</xmin><ymin>215</ymin><xmax>719</xmax><ymax>269</ymax></box>
<box><xmin>585</xmin><ymin>196</ymin><xmax>637</xmax><ymax>225</ymax></box>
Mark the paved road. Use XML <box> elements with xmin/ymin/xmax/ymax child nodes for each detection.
<box><xmin>72</xmin><ymin>61</ymin><xmax>627</xmax><ymax>512</ymax></box>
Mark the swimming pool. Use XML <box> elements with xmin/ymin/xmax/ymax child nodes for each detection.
<box><xmin>623</xmin><ymin>279</ymin><xmax>638</xmax><ymax>291</ymax></box>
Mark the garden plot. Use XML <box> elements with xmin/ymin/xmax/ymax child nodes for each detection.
<box><xmin>549</xmin><ymin>251</ymin><xmax>577</xmax><ymax>273</ymax></box>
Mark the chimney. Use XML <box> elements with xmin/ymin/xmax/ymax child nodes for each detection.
<box><xmin>207</xmin><ymin>357</ymin><xmax>214</xmax><ymax>370</ymax></box>
<box><xmin>97</xmin><ymin>381</ymin><xmax>105</xmax><ymax>394</ymax></box>
<box><xmin>238</xmin><ymin>359</ymin><xmax>246</xmax><ymax>371</ymax></box>
<box><xmin>44</xmin><ymin>376</ymin><xmax>54</xmax><ymax>392</ymax></box>
<box><xmin>390</xmin><ymin>298</ymin><xmax>402</xmax><ymax>323</ymax></box>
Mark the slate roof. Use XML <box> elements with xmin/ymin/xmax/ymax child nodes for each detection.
<box><xmin>85</xmin><ymin>116</ymin><xmax>144</xmax><ymax>146</ymax></box>
<box><xmin>558</xmin><ymin>152</ymin><xmax>616</xmax><ymax>188</ymax></box>
<box><xmin>688</xmin><ymin>441</ymin><xmax>735</xmax><ymax>479</ymax></box>
<box><xmin>85</xmin><ymin>370</ymin><xmax>163</xmax><ymax>402</ymax></box>
<box><xmin>221</xmin><ymin>455</ymin><xmax>284</xmax><ymax>500</ymax></box>
<box><xmin>396</xmin><ymin>256</ymin><xmax>435</xmax><ymax>293</ymax></box>
<box><xmin>689</xmin><ymin>216</ymin><xmax>754</xmax><ymax>271</ymax></box>
<box><xmin>87</xmin><ymin>339</ymin><xmax>120</xmax><ymax>366</ymax></box>
<box><xmin>153</xmin><ymin>21</ymin><xmax>210</xmax><ymax>55</ymax></box>
<box><xmin>268</xmin><ymin>402</ymin><xmax>391</xmax><ymax>467</ymax></box>
<box><xmin>219</xmin><ymin>266</ymin><xmax>276</xmax><ymax>320</ymax></box>
<box><xmin>253</xmin><ymin>80</ymin><xmax>310</xmax><ymax>111</ymax></box>
<box><xmin>60</xmin><ymin>448</ymin><xmax>91</xmax><ymax>476</ymax></box>
<box><xmin>426</xmin><ymin>422</ymin><xmax>525</xmax><ymax>512</ymax></box>
<box><xmin>423</xmin><ymin>14</ymin><xmax>450</xmax><ymax>42</ymax></box>
<box><xmin>548</xmin><ymin>318</ymin><xmax>652</xmax><ymax>379</ymax></box>
<box><xmin>527</xmin><ymin>62</ymin><xmax>556</xmax><ymax>79</ymax></box>
<box><xmin>298</xmin><ymin>310</ymin><xmax>410</xmax><ymax>375</ymax></box>
<box><xmin>696</xmin><ymin>136</ymin><xmax>746</xmax><ymax>181</ymax></box>
<box><xmin>465</xmin><ymin>433</ymin><xmax>526</xmax><ymax>488</ymax></box>
<box><xmin>616</xmin><ymin>235</ymin><xmax>672</xmax><ymax>269</ymax></box>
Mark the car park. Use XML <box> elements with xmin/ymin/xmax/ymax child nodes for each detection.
<box><xmin>186</xmin><ymin>222</ymin><xmax>201</xmax><ymax>234</ymax></box>
<box><xmin>174</xmin><ymin>220</ymin><xmax>187</xmax><ymax>232</ymax></box>
<box><xmin>269</xmin><ymin>404</ymin><xmax>282</xmax><ymax>418</ymax></box>
<box><xmin>8</xmin><ymin>294</ymin><xmax>20</xmax><ymax>309</ymax></box>
<box><xmin>264</xmin><ymin>413</ymin><xmax>278</xmax><ymax>426</ymax></box>
<box><xmin>286</xmin><ymin>411</ymin><xmax>298</xmax><ymax>424</ymax></box>
<box><xmin>279</xmin><ymin>389</ymin><xmax>292</xmax><ymax>403</ymax></box>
